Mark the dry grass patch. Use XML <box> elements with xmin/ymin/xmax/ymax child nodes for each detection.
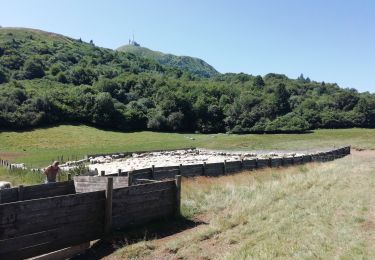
<box><xmin>113</xmin><ymin>152</ymin><xmax>375</xmax><ymax>259</ymax></box>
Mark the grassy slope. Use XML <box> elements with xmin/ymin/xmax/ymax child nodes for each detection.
<box><xmin>116</xmin><ymin>151</ymin><xmax>375</xmax><ymax>259</ymax></box>
<box><xmin>117</xmin><ymin>44</ymin><xmax>219</xmax><ymax>77</ymax></box>
<box><xmin>0</xmin><ymin>125</ymin><xmax>375</xmax><ymax>167</ymax></box>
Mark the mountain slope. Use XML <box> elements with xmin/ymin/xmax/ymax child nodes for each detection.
<box><xmin>117</xmin><ymin>44</ymin><xmax>219</xmax><ymax>78</ymax></box>
<box><xmin>0</xmin><ymin>27</ymin><xmax>374</xmax><ymax>133</ymax></box>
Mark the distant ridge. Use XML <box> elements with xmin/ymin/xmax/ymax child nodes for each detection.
<box><xmin>117</xmin><ymin>44</ymin><xmax>219</xmax><ymax>78</ymax></box>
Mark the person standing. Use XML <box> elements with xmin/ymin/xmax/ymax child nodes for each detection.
<box><xmin>44</xmin><ymin>161</ymin><xmax>60</xmax><ymax>183</ymax></box>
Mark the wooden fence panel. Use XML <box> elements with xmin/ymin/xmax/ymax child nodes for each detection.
<box><xmin>0</xmin><ymin>181</ymin><xmax>76</xmax><ymax>204</ymax></box>
<box><xmin>180</xmin><ymin>164</ymin><xmax>203</xmax><ymax>177</ymax></box>
<box><xmin>271</xmin><ymin>158</ymin><xmax>282</xmax><ymax>167</ymax></box>
<box><xmin>282</xmin><ymin>157</ymin><xmax>294</xmax><ymax>166</ymax></box>
<box><xmin>153</xmin><ymin>166</ymin><xmax>180</xmax><ymax>180</ymax></box>
<box><xmin>302</xmin><ymin>155</ymin><xmax>312</xmax><ymax>163</ymax></box>
<box><xmin>242</xmin><ymin>159</ymin><xmax>256</xmax><ymax>170</ymax></box>
<box><xmin>204</xmin><ymin>163</ymin><xmax>224</xmax><ymax>176</ymax></box>
<box><xmin>325</xmin><ymin>152</ymin><xmax>334</xmax><ymax>161</ymax></box>
<box><xmin>0</xmin><ymin>188</ymin><xmax>18</xmax><ymax>204</ymax></box>
<box><xmin>132</xmin><ymin>168</ymin><xmax>153</xmax><ymax>180</ymax></box>
<box><xmin>112</xmin><ymin>180</ymin><xmax>176</xmax><ymax>229</ymax></box>
<box><xmin>257</xmin><ymin>158</ymin><xmax>269</xmax><ymax>168</ymax></box>
<box><xmin>74</xmin><ymin>176</ymin><xmax>128</xmax><ymax>192</ymax></box>
<box><xmin>225</xmin><ymin>161</ymin><xmax>242</xmax><ymax>173</ymax></box>
<box><xmin>0</xmin><ymin>191</ymin><xmax>105</xmax><ymax>259</ymax></box>
<box><xmin>293</xmin><ymin>156</ymin><xmax>304</xmax><ymax>164</ymax></box>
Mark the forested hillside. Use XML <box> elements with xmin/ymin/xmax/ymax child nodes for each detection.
<box><xmin>1</xmin><ymin>28</ymin><xmax>375</xmax><ymax>133</ymax></box>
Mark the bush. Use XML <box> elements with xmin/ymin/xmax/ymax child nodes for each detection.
<box><xmin>23</xmin><ymin>57</ymin><xmax>45</xmax><ymax>79</ymax></box>
<box><xmin>265</xmin><ymin>113</ymin><xmax>310</xmax><ymax>132</ymax></box>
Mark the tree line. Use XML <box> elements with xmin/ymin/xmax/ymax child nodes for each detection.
<box><xmin>1</xmin><ymin>28</ymin><xmax>374</xmax><ymax>133</ymax></box>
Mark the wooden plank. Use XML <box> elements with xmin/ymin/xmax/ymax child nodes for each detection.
<box><xmin>0</xmin><ymin>190</ymin><xmax>104</xmax><ymax>213</ymax></box>
<box><xmin>104</xmin><ymin>178</ymin><xmax>113</xmax><ymax>236</ymax></box>
<box><xmin>24</xmin><ymin>181</ymin><xmax>74</xmax><ymax>192</ymax></box>
<box><xmin>23</xmin><ymin>182</ymin><xmax>76</xmax><ymax>200</ymax></box>
<box><xmin>74</xmin><ymin>176</ymin><xmax>128</xmax><ymax>183</ymax></box>
<box><xmin>175</xmin><ymin>176</ymin><xmax>181</xmax><ymax>216</ymax></box>
<box><xmin>132</xmin><ymin>168</ymin><xmax>153</xmax><ymax>175</ymax></box>
<box><xmin>0</xmin><ymin>220</ymin><xmax>102</xmax><ymax>253</ymax></box>
<box><xmin>204</xmin><ymin>163</ymin><xmax>224</xmax><ymax>176</ymax></box>
<box><xmin>0</xmin><ymin>223</ymin><xmax>102</xmax><ymax>259</ymax></box>
<box><xmin>225</xmin><ymin>161</ymin><xmax>242</xmax><ymax>173</ymax></box>
<box><xmin>112</xmin><ymin>180</ymin><xmax>175</xmax><ymax>198</ymax></box>
<box><xmin>257</xmin><ymin>159</ymin><xmax>269</xmax><ymax>168</ymax></box>
<box><xmin>242</xmin><ymin>159</ymin><xmax>256</xmax><ymax>170</ymax></box>
<box><xmin>74</xmin><ymin>181</ymin><xmax>128</xmax><ymax>193</ymax></box>
<box><xmin>0</xmin><ymin>182</ymin><xmax>75</xmax><ymax>204</ymax></box>
<box><xmin>302</xmin><ymin>155</ymin><xmax>312</xmax><ymax>163</ymax></box>
<box><xmin>112</xmin><ymin>189</ymin><xmax>175</xmax><ymax>210</ymax></box>
<box><xmin>0</xmin><ymin>201</ymin><xmax>104</xmax><ymax>238</ymax></box>
<box><xmin>0</xmin><ymin>191</ymin><xmax>104</xmax><ymax>228</ymax></box>
<box><xmin>29</xmin><ymin>242</ymin><xmax>90</xmax><ymax>260</ymax></box>
<box><xmin>282</xmin><ymin>157</ymin><xmax>293</xmax><ymax>166</ymax></box>
<box><xmin>0</xmin><ymin>188</ymin><xmax>18</xmax><ymax>204</ymax></box>
<box><xmin>113</xmin><ymin>199</ymin><xmax>176</xmax><ymax>218</ymax></box>
<box><xmin>293</xmin><ymin>156</ymin><xmax>303</xmax><ymax>164</ymax></box>
<box><xmin>112</xmin><ymin>203</ymin><xmax>175</xmax><ymax>229</ymax></box>
<box><xmin>271</xmin><ymin>158</ymin><xmax>283</xmax><ymax>167</ymax></box>
<box><xmin>154</xmin><ymin>166</ymin><xmax>180</xmax><ymax>172</ymax></box>
<box><xmin>132</xmin><ymin>171</ymin><xmax>153</xmax><ymax>180</ymax></box>
<box><xmin>180</xmin><ymin>164</ymin><xmax>203</xmax><ymax>176</ymax></box>
<box><xmin>153</xmin><ymin>169</ymin><xmax>179</xmax><ymax>180</ymax></box>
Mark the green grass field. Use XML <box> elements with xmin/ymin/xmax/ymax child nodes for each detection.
<box><xmin>1</xmin><ymin>125</ymin><xmax>375</xmax><ymax>167</ymax></box>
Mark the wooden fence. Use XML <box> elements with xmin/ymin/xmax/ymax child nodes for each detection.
<box><xmin>100</xmin><ymin>146</ymin><xmax>350</xmax><ymax>184</ymax></box>
<box><xmin>0</xmin><ymin>181</ymin><xmax>76</xmax><ymax>204</ymax></box>
<box><xmin>0</xmin><ymin>159</ymin><xmax>11</xmax><ymax>169</ymax></box>
<box><xmin>0</xmin><ymin>146</ymin><xmax>350</xmax><ymax>258</ymax></box>
<box><xmin>0</xmin><ymin>178</ymin><xmax>179</xmax><ymax>259</ymax></box>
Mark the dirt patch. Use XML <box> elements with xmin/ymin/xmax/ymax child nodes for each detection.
<box><xmin>0</xmin><ymin>151</ymin><xmax>27</xmax><ymax>161</ymax></box>
<box><xmin>352</xmin><ymin>149</ymin><xmax>375</xmax><ymax>159</ymax></box>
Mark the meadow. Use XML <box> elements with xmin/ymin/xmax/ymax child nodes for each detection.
<box><xmin>0</xmin><ymin>125</ymin><xmax>374</xmax><ymax>259</ymax></box>
<box><xmin>1</xmin><ymin>125</ymin><xmax>375</xmax><ymax>168</ymax></box>
<box><xmin>115</xmin><ymin>150</ymin><xmax>375</xmax><ymax>259</ymax></box>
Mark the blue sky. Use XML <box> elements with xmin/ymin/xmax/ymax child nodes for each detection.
<box><xmin>1</xmin><ymin>0</ymin><xmax>374</xmax><ymax>92</ymax></box>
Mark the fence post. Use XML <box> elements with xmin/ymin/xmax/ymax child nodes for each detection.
<box><xmin>67</xmin><ymin>173</ymin><xmax>72</xmax><ymax>181</ymax></box>
<box><xmin>179</xmin><ymin>164</ymin><xmax>182</xmax><ymax>175</ymax></box>
<box><xmin>223</xmin><ymin>160</ymin><xmax>227</xmax><ymax>174</ymax></box>
<box><xmin>100</xmin><ymin>171</ymin><xmax>105</xmax><ymax>176</ymax></box>
<box><xmin>255</xmin><ymin>158</ymin><xmax>258</xmax><ymax>169</ymax></box>
<box><xmin>118</xmin><ymin>169</ymin><xmax>121</xmax><ymax>176</ymax></box>
<box><xmin>151</xmin><ymin>165</ymin><xmax>155</xmax><ymax>179</ymax></box>
<box><xmin>104</xmin><ymin>177</ymin><xmax>113</xmax><ymax>237</ymax></box>
<box><xmin>175</xmin><ymin>175</ymin><xmax>182</xmax><ymax>216</ymax></box>
<box><xmin>241</xmin><ymin>158</ymin><xmax>244</xmax><ymax>169</ymax></box>
<box><xmin>128</xmin><ymin>171</ymin><xmax>133</xmax><ymax>186</ymax></box>
<box><xmin>18</xmin><ymin>185</ymin><xmax>24</xmax><ymax>201</ymax></box>
<box><xmin>202</xmin><ymin>162</ymin><xmax>206</xmax><ymax>176</ymax></box>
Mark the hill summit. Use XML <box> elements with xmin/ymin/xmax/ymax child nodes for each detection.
<box><xmin>117</xmin><ymin>44</ymin><xmax>219</xmax><ymax>78</ymax></box>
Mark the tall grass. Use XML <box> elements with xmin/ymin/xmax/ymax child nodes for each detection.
<box><xmin>0</xmin><ymin>168</ymin><xmax>71</xmax><ymax>186</ymax></box>
<box><xmin>116</xmin><ymin>153</ymin><xmax>375</xmax><ymax>259</ymax></box>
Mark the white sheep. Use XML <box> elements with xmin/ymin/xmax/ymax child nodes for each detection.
<box><xmin>0</xmin><ymin>181</ymin><xmax>11</xmax><ymax>190</ymax></box>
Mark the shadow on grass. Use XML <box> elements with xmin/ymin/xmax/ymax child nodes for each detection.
<box><xmin>73</xmin><ymin>216</ymin><xmax>206</xmax><ymax>260</ymax></box>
